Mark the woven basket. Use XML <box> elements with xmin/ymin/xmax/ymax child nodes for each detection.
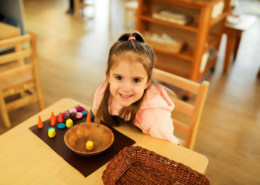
<box><xmin>102</xmin><ymin>146</ymin><xmax>210</xmax><ymax>185</ymax></box>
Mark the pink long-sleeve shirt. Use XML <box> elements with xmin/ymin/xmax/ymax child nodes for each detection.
<box><xmin>93</xmin><ymin>82</ymin><xmax>180</xmax><ymax>145</ymax></box>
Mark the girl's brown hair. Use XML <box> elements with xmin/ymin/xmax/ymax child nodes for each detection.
<box><xmin>96</xmin><ymin>31</ymin><xmax>155</xmax><ymax>126</ymax></box>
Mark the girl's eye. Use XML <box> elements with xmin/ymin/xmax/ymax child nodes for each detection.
<box><xmin>133</xmin><ymin>79</ymin><xmax>140</xmax><ymax>83</ymax></box>
<box><xmin>115</xmin><ymin>76</ymin><xmax>122</xmax><ymax>80</ymax></box>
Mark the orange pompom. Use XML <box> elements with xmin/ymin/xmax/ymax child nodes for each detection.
<box><xmin>50</xmin><ymin>112</ymin><xmax>56</xmax><ymax>122</ymax></box>
<box><xmin>38</xmin><ymin>115</ymin><xmax>43</xmax><ymax>129</ymax></box>
<box><xmin>50</xmin><ymin>112</ymin><xmax>56</xmax><ymax>126</ymax></box>
<box><xmin>58</xmin><ymin>112</ymin><xmax>64</xmax><ymax>123</ymax></box>
<box><xmin>86</xmin><ymin>111</ymin><xmax>91</xmax><ymax>122</ymax></box>
<box><xmin>52</xmin><ymin>112</ymin><xmax>57</xmax><ymax>122</ymax></box>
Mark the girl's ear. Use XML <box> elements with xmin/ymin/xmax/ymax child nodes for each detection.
<box><xmin>145</xmin><ymin>78</ymin><xmax>152</xmax><ymax>89</ymax></box>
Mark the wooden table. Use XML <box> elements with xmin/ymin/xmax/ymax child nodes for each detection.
<box><xmin>0</xmin><ymin>98</ymin><xmax>208</xmax><ymax>184</ymax></box>
<box><xmin>0</xmin><ymin>22</ymin><xmax>21</xmax><ymax>53</ymax></box>
<box><xmin>223</xmin><ymin>14</ymin><xmax>257</xmax><ymax>72</ymax></box>
<box><xmin>0</xmin><ymin>22</ymin><xmax>20</xmax><ymax>40</ymax></box>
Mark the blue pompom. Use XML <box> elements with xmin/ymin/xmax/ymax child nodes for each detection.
<box><xmin>47</xmin><ymin>127</ymin><xmax>56</xmax><ymax>132</ymax></box>
<box><xmin>57</xmin><ymin>123</ymin><xmax>66</xmax><ymax>129</ymax></box>
<box><xmin>81</xmin><ymin>110</ymin><xmax>87</xmax><ymax>116</ymax></box>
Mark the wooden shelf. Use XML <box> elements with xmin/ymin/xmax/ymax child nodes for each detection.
<box><xmin>152</xmin><ymin>44</ymin><xmax>193</xmax><ymax>61</ymax></box>
<box><xmin>141</xmin><ymin>15</ymin><xmax>198</xmax><ymax>32</ymax></box>
<box><xmin>137</xmin><ymin>0</ymin><xmax>231</xmax><ymax>87</ymax></box>
<box><xmin>197</xmin><ymin>54</ymin><xmax>217</xmax><ymax>81</ymax></box>
<box><xmin>210</xmin><ymin>9</ymin><xmax>231</xmax><ymax>27</ymax></box>
<box><xmin>205</xmin><ymin>34</ymin><xmax>221</xmax><ymax>52</ymax></box>
<box><xmin>148</xmin><ymin>0</ymin><xmax>224</xmax><ymax>8</ymax></box>
<box><xmin>154</xmin><ymin>53</ymin><xmax>191</xmax><ymax>79</ymax></box>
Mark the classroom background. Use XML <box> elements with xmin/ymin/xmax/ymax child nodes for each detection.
<box><xmin>0</xmin><ymin>0</ymin><xmax>259</xmax><ymax>184</ymax></box>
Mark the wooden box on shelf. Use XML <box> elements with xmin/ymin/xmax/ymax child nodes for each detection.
<box><xmin>145</xmin><ymin>37</ymin><xmax>184</xmax><ymax>54</ymax></box>
<box><xmin>143</xmin><ymin>31</ymin><xmax>185</xmax><ymax>54</ymax></box>
<box><xmin>152</xmin><ymin>10</ymin><xmax>192</xmax><ymax>25</ymax></box>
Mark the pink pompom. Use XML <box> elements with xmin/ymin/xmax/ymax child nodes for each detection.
<box><xmin>69</xmin><ymin>108</ymin><xmax>77</xmax><ymax>114</ymax></box>
<box><xmin>76</xmin><ymin>112</ymin><xmax>83</xmax><ymax>119</ymax></box>
<box><xmin>76</xmin><ymin>106</ymin><xmax>84</xmax><ymax>112</ymax></box>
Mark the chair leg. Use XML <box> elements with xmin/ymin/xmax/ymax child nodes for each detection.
<box><xmin>36</xmin><ymin>90</ymin><xmax>45</xmax><ymax>111</ymax></box>
<box><xmin>20</xmin><ymin>91</ymin><xmax>25</xmax><ymax>97</ymax></box>
<box><xmin>183</xmin><ymin>91</ymin><xmax>191</xmax><ymax>101</ymax></box>
<box><xmin>38</xmin><ymin>98</ymin><xmax>45</xmax><ymax>111</ymax></box>
<box><xmin>0</xmin><ymin>95</ymin><xmax>11</xmax><ymax>128</ymax></box>
<box><xmin>35</xmin><ymin>88</ymin><xmax>45</xmax><ymax>111</ymax></box>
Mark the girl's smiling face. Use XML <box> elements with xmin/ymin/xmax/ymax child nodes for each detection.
<box><xmin>107</xmin><ymin>53</ymin><xmax>151</xmax><ymax>107</ymax></box>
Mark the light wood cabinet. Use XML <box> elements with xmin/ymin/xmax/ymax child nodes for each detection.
<box><xmin>136</xmin><ymin>0</ymin><xmax>231</xmax><ymax>97</ymax></box>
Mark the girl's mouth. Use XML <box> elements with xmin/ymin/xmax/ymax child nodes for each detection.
<box><xmin>119</xmin><ymin>94</ymin><xmax>133</xmax><ymax>99</ymax></box>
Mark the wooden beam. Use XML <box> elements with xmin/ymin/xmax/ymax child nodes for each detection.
<box><xmin>0</xmin><ymin>49</ymin><xmax>32</xmax><ymax>65</ymax></box>
<box><xmin>6</xmin><ymin>94</ymin><xmax>38</xmax><ymax>112</ymax></box>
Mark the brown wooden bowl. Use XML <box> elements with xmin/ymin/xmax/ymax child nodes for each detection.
<box><xmin>64</xmin><ymin>122</ymin><xmax>114</xmax><ymax>157</ymax></box>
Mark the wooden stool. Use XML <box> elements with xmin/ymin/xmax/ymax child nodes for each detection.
<box><xmin>223</xmin><ymin>14</ymin><xmax>257</xmax><ymax>73</ymax></box>
<box><xmin>73</xmin><ymin>0</ymin><xmax>94</xmax><ymax>18</ymax></box>
<box><xmin>124</xmin><ymin>0</ymin><xmax>138</xmax><ymax>29</ymax></box>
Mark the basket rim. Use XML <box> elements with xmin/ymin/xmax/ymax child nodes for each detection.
<box><xmin>102</xmin><ymin>146</ymin><xmax>210</xmax><ymax>185</ymax></box>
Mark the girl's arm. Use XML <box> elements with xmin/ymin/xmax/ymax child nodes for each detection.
<box><xmin>138</xmin><ymin>108</ymin><xmax>180</xmax><ymax>145</ymax></box>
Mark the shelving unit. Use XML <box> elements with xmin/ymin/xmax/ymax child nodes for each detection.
<box><xmin>140</xmin><ymin>15</ymin><xmax>199</xmax><ymax>32</ymax></box>
<box><xmin>136</xmin><ymin>0</ymin><xmax>231</xmax><ymax>97</ymax></box>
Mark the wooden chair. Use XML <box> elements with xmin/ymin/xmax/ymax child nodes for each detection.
<box><xmin>0</xmin><ymin>32</ymin><xmax>44</xmax><ymax>128</ymax></box>
<box><xmin>153</xmin><ymin>68</ymin><xmax>209</xmax><ymax>150</ymax></box>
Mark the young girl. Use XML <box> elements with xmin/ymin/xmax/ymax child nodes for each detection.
<box><xmin>92</xmin><ymin>31</ymin><xmax>180</xmax><ymax>145</ymax></box>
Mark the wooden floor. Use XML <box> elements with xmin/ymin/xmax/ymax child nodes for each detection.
<box><xmin>1</xmin><ymin>0</ymin><xmax>260</xmax><ymax>184</ymax></box>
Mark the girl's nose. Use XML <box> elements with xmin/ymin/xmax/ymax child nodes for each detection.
<box><xmin>122</xmin><ymin>81</ymin><xmax>131</xmax><ymax>92</ymax></box>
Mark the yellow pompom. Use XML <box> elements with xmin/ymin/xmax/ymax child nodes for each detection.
<box><xmin>66</xmin><ymin>119</ymin><xmax>73</xmax><ymax>128</ymax></box>
<box><xmin>86</xmin><ymin>141</ymin><xmax>94</xmax><ymax>151</ymax></box>
<box><xmin>48</xmin><ymin>128</ymin><xmax>56</xmax><ymax>138</ymax></box>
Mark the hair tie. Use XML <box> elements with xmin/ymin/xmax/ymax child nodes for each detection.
<box><xmin>128</xmin><ymin>37</ymin><xmax>136</xmax><ymax>41</ymax></box>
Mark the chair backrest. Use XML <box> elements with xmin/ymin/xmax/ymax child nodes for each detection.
<box><xmin>0</xmin><ymin>32</ymin><xmax>44</xmax><ymax>112</ymax></box>
<box><xmin>152</xmin><ymin>68</ymin><xmax>209</xmax><ymax>150</ymax></box>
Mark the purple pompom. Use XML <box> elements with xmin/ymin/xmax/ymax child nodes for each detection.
<box><xmin>62</xmin><ymin>112</ymin><xmax>69</xmax><ymax>116</ymax></box>
<box><xmin>76</xmin><ymin>106</ymin><xmax>84</xmax><ymax>112</ymax></box>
